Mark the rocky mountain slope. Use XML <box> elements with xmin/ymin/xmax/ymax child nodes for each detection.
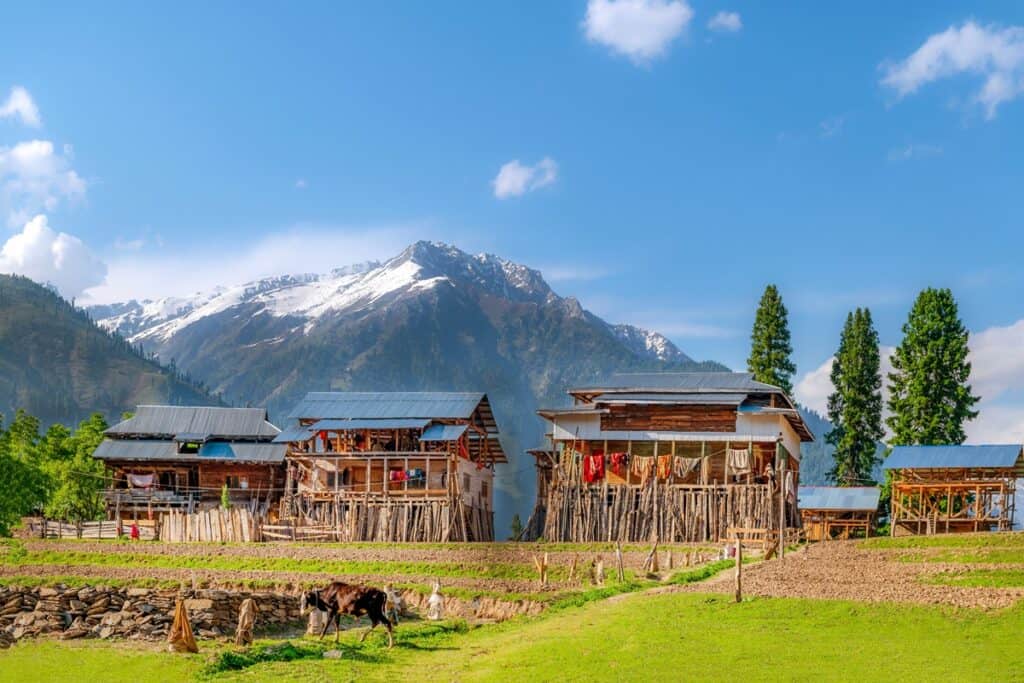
<box><xmin>0</xmin><ymin>274</ymin><xmax>217</xmax><ymax>428</ymax></box>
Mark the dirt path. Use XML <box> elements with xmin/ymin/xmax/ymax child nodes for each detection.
<box><xmin>674</xmin><ymin>541</ymin><xmax>1024</xmax><ymax>610</ymax></box>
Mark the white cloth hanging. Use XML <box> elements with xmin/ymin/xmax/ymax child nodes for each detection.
<box><xmin>726</xmin><ymin>448</ymin><xmax>751</xmax><ymax>474</ymax></box>
<box><xmin>673</xmin><ymin>456</ymin><xmax>701</xmax><ymax>478</ymax></box>
<box><xmin>128</xmin><ymin>473</ymin><xmax>155</xmax><ymax>489</ymax></box>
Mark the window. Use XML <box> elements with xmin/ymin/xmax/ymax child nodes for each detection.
<box><xmin>178</xmin><ymin>442</ymin><xmax>200</xmax><ymax>454</ymax></box>
<box><xmin>462</xmin><ymin>474</ymin><xmax>471</xmax><ymax>493</ymax></box>
<box><xmin>481</xmin><ymin>482</ymin><xmax>489</xmax><ymax>500</ymax></box>
<box><xmin>226</xmin><ymin>475</ymin><xmax>240</xmax><ymax>489</ymax></box>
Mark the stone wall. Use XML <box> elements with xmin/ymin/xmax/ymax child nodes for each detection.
<box><xmin>0</xmin><ymin>586</ymin><xmax>301</xmax><ymax>647</ymax></box>
<box><xmin>0</xmin><ymin>584</ymin><xmax>544</xmax><ymax>648</ymax></box>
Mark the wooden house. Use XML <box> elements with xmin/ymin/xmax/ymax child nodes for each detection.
<box><xmin>527</xmin><ymin>372</ymin><xmax>814</xmax><ymax>543</ymax></box>
<box><xmin>93</xmin><ymin>406</ymin><xmax>285</xmax><ymax>519</ymax></box>
<box><xmin>886</xmin><ymin>445</ymin><xmax>1022</xmax><ymax>536</ymax></box>
<box><xmin>798</xmin><ymin>486</ymin><xmax>880</xmax><ymax>540</ymax></box>
<box><xmin>275</xmin><ymin>392</ymin><xmax>506</xmax><ymax>542</ymax></box>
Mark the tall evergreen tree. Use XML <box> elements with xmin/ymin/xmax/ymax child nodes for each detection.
<box><xmin>826</xmin><ymin>309</ymin><xmax>883</xmax><ymax>485</ymax></box>
<box><xmin>747</xmin><ymin>284</ymin><xmax>796</xmax><ymax>394</ymax></box>
<box><xmin>887</xmin><ymin>288</ymin><xmax>979</xmax><ymax>445</ymax></box>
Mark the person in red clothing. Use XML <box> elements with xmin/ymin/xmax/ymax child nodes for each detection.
<box><xmin>130</xmin><ymin>522</ymin><xmax>140</xmax><ymax>541</ymax></box>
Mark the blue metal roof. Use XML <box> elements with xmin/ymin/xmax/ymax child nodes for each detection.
<box><xmin>798</xmin><ymin>486</ymin><xmax>880</xmax><ymax>511</ymax></box>
<box><xmin>309</xmin><ymin>418</ymin><xmax>431</xmax><ymax>431</ymax></box>
<box><xmin>272</xmin><ymin>427</ymin><xmax>314</xmax><ymax>444</ymax></box>
<box><xmin>885</xmin><ymin>445</ymin><xmax>1023</xmax><ymax>470</ymax></box>
<box><xmin>593</xmin><ymin>392</ymin><xmax>748</xmax><ymax>405</ymax></box>
<box><xmin>287</xmin><ymin>392</ymin><xmax>486</xmax><ymax>420</ymax></box>
<box><xmin>420</xmin><ymin>424</ymin><xmax>468</xmax><ymax>442</ymax></box>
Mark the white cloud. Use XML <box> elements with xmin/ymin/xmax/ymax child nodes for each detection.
<box><xmin>887</xmin><ymin>143</ymin><xmax>944</xmax><ymax>162</ymax></box>
<box><xmin>707</xmin><ymin>11</ymin><xmax>742</xmax><ymax>33</ymax></box>
<box><xmin>85</xmin><ymin>224</ymin><xmax>419</xmax><ymax>303</ymax></box>
<box><xmin>881</xmin><ymin>21</ymin><xmax>1024</xmax><ymax>119</ymax></box>
<box><xmin>0</xmin><ymin>86</ymin><xmax>41</xmax><ymax>127</ymax></box>
<box><xmin>583</xmin><ymin>0</ymin><xmax>693</xmax><ymax>63</ymax></box>
<box><xmin>492</xmin><ymin>158</ymin><xmax>558</xmax><ymax>199</ymax></box>
<box><xmin>0</xmin><ymin>214</ymin><xmax>106</xmax><ymax>298</ymax></box>
<box><xmin>0</xmin><ymin>139</ymin><xmax>86</xmax><ymax>227</ymax></box>
<box><xmin>794</xmin><ymin>346</ymin><xmax>896</xmax><ymax>416</ymax></box>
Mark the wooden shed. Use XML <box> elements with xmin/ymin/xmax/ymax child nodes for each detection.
<box><xmin>93</xmin><ymin>406</ymin><xmax>286</xmax><ymax>519</ymax></box>
<box><xmin>275</xmin><ymin>391</ymin><xmax>506</xmax><ymax>542</ymax></box>
<box><xmin>526</xmin><ymin>372</ymin><xmax>814</xmax><ymax>543</ymax></box>
<box><xmin>886</xmin><ymin>445</ymin><xmax>1023</xmax><ymax>536</ymax></box>
<box><xmin>798</xmin><ymin>486</ymin><xmax>880</xmax><ymax>540</ymax></box>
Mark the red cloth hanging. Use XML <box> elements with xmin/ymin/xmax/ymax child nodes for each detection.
<box><xmin>609</xmin><ymin>452</ymin><xmax>628</xmax><ymax>477</ymax></box>
<box><xmin>582</xmin><ymin>452</ymin><xmax>605</xmax><ymax>483</ymax></box>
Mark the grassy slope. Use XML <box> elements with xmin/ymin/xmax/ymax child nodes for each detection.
<box><xmin>2</xmin><ymin>594</ymin><xmax>1021</xmax><ymax>683</ymax></box>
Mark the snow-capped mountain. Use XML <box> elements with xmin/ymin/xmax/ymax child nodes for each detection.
<box><xmin>91</xmin><ymin>241</ymin><xmax>690</xmax><ymax>364</ymax></box>
<box><xmin>88</xmin><ymin>241</ymin><xmax>723</xmax><ymax>529</ymax></box>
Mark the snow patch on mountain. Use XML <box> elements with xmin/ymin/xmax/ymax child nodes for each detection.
<box><xmin>609</xmin><ymin>323</ymin><xmax>692</xmax><ymax>363</ymax></box>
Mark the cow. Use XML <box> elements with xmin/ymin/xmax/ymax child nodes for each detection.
<box><xmin>300</xmin><ymin>582</ymin><xmax>395</xmax><ymax>647</ymax></box>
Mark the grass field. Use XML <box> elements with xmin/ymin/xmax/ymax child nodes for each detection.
<box><xmin>3</xmin><ymin>533</ymin><xmax>1024</xmax><ymax>681</ymax></box>
<box><xmin>2</xmin><ymin>593</ymin><xmax>1022</xmax><ymax>682</ymax></box>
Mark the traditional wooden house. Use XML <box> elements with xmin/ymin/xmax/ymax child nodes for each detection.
<box><xmin>527</xmin><ymin>372</ymin><xmax>814</xmax><ymax>543</ymax></box>
<box><xmin>798</xmin><ymin>486</ymin><xmax>880</xmax><ymax>540</ymax></box>
<box><xmin>275</xmin><ymin>392</ymin><xmax>506</xmax><ymax>542</ymax></box>
<box><xmin>93</xmin><ymin>406</ymin><xmax>285</xmax><ymax>518</ymax></box>
<box><xmin>886</xmin><ymin>445</ymin><xmax>1022</xmax><ymax>536</ymax></box>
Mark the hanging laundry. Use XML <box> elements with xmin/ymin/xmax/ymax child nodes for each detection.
<box><xmin>727</xmin><ymin>448</ymin><xmax>752</xmax><ymax>475</ymax></box>
<box><xmin>673</xmin><ymin>456</ymin><xmax>701</xmax><ymax>478</ymax></box>
<box><xmin>656</xmin><ymin>455</ymin><xmax>672</xmax><ymax>480</ymax></box>
<box><xmin>128</xmin><ymin>473</ymin><xmax>155</xmax><ymax>489</ymax></box>
<box><xmin>785</xmin><ymin>471</ymin><xmax>796</xmax><ymax>502</ymax></box>
<box><xmin>609</xmin><ymin>452</ymin><xmax>628</xmax><ymax>477</ymax></box>
<box><xmin>631</xmin><ymin>456</ymin><xmax>655</xmax><ymax>485</ymax></box>
<box><xmin>582</xmin><ymin>452</ymin><xmax>605</xmax><ymax>483</ymax></box>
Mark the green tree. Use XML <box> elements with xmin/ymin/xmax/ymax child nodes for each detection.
<box><xmin>887</xmin><ymin>288</ymin><xmax>979</xmax><ymax>445</ymax></box>
<box><xmin>747</xmin><ymin>284</ymin><xmax>797</xmax><ymax>394</ymax></box>
<box><xmin>509</xmin><ymin>513</ymin><xmax>523</xmax><ymax>540</ymax></box>
<box><xmin>42</xmin><ymin>414</ymin><xmax>109</xmax><ymax>522</ymax></box>
<box><xmin>221</xmin><ymin>484</ymin><xmax>232</xmax><ymax>510</ymax></box>
<box><xmin>826</xmin><ymin>309</ymin><xmax>883</xmax><ymax>485</ymax></box>
<box><xmin>0</xmin><ymin>411</ymin><xmax>49</xmax><ymax>535</ymax></box>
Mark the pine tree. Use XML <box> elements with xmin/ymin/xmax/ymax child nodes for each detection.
<box><xmin>747</xmin><ymin>284</ymin><xmax>796</xmax><ymax>394</ymax></box>
<box><xmin>887</xmin><ymin>288</ymin><xmax>979</xmax><ymax>445</ymax></box>
<box><xmin>826</xmin><ymin>309</ymin><xmax>883</xmax><ymax>485</ymax></box>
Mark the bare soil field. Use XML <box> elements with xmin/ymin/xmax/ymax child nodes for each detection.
<box><xmin>678</xmin><ymin>540</ymin><xmax>1024</xmax><ymax>609</ymax></box>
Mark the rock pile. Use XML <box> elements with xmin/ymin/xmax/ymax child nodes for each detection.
<box><xmin>0</xmin><ymin>586</ymin><xmax>302</xmax><ymax>647</ymax></box>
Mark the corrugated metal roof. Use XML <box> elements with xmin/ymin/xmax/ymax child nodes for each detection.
<box><xmin>174</xmin><ymin>432</ymin><xmax>210</xmax><ymax>443</ymax></box>
<box><xmin>309</xmin><ymin>418</ymin><xmax>431</xmax><ymax>431</ymax></box>
<box><xmin>272</xmin><ymin>427</ymin><xmax>315</xmax><ymax>444</ymax></box>
<box><xmin>287</xmin><ymin>392</ymin><xmax>486</xmax><ymax>420</ymax></box>
<box><xmin>798</xmin><ymin>486</ymin><xmax>880</xmax><ymax>511</ymax></box>
<box><xmin>106</xmin><ymin>406</ymin><xmax>280</xmax><ymax>439</ymax></box>
<box><xmin>572</xmin><ymin>372</ymin><xmax>781</xmax><ymax>394</ymax></box>
<box><xmin>594</xmin><ymin>392</ymin><xmax>748</xmax><ymax>405</ymax></box>
<box><xmin>420</xmin><ymin>424</ymin><xmax>468</xmax><ymax>442</ymax></box>
<box><xmin>93</xmin><ymin>439</ymin><xmax>285</xmax><ymax>463</ymax></box>
<box><xmin>885</xmin><ymin>445</ymin><xmax>1024</xmax><ymax>470</ymax></box>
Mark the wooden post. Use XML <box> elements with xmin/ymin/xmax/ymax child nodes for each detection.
<box><xmin>777</xmin><ymin>441</ymin><xmax>786</xmax><ymax>561</ymax></box>
<box><xmin>614</xmin><ymin>541</ymin><xmax>625</xmax><ymax>582</ymax></box>
<box><xmin>734</xmin><ymin>535</ymin><xmax>743</xmax><ymax>603</ymax></box>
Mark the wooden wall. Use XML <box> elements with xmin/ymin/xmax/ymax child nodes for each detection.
<box><xmin>198</xmin><ymin>463</ymin><xmax>282</xmax><ymax>494</ymax></box>
<box><xmin>601</xmin><ymin>405</ymin><xmax>737</xmax><ymax>432</ymax></box>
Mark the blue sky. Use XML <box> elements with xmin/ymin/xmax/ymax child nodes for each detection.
<box><xmin>3</xmin><ymin>1</ymin><xmax>1024</xmax><ymax>440</ymax></box>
